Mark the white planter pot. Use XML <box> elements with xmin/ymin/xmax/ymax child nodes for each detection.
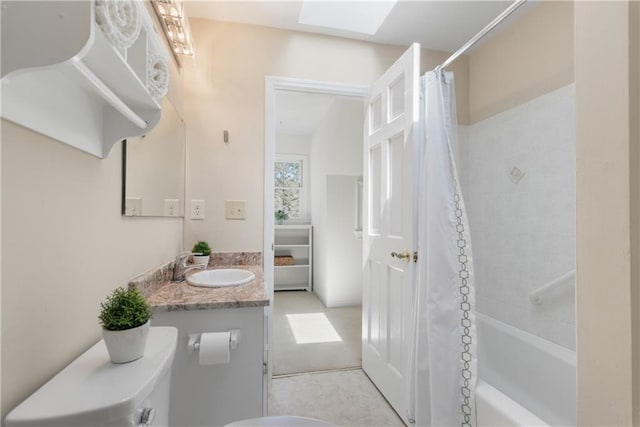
<box><xmin>103</xmin><ymin>321</ymin><xmax>150</xmax><ymax>364</ymax></box>
<box><xmin>192</xmin><ymin>255</ymin><xmax>210</xmax><ymax>267</ymax></box>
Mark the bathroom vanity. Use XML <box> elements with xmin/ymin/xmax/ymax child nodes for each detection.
<box><xmin>134</xmin><ymin>261</ymin><xmax>269</xmax><ymax>427</ymax></box>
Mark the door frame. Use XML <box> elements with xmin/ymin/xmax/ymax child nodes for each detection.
<box><xmin>263</xmin><ymin>76</ymin><xmax>369</xmax><ymax>391</ymax></box>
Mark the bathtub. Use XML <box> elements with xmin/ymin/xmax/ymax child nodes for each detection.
<box><xmin>476</xmin><ymin>313</ymin><xmax>576</xmax><ymax>426</ymax></box>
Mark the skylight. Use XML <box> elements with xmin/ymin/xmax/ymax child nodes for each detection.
<box><xmin>286</xmin><ymin>313</ymin><xmax>343</xmax><ymax>344</ymax></box>
<box><xmin>298</xmin><ymin>1</ymin><xmax>397</xmax><ymax>35</ymax></box>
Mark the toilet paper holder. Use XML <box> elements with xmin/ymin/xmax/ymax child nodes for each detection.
<box><xmin>187</xmin><ymin>330</ymin><xmax>241</xmax><ymax>353</ymax></box>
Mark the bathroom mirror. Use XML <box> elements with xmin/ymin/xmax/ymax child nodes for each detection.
<box><xmin>122</xmin><ymin>97</ymin><xmax>186</xmax><ymax>217</ymax></box>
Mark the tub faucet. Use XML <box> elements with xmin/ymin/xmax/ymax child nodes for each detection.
<box><xmin>172</xmin><ymin>252</ymin><xmax>207</xmax><ymax>282</ymax></box>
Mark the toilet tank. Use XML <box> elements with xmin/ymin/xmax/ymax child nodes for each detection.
<box><xmin>5</xmin><ymin>327</ymin><xmax>178</xmax><ymax>427</ymax></box>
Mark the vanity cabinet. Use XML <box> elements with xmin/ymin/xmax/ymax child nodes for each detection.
<box><xmin>152</xmin><ymin>306</ymin><xmax>267</xmax><ymax>426</ymax></box>
<box><xmin>274</xmin><ymin>225</ymin><xmax>313</xmax><ymax>291</ymax></box>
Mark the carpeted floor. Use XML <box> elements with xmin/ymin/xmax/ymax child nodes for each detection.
<box><xmin>273</xmin><ymin>291</ymin><xmax>362</xmax><ymax>375</ymax></box>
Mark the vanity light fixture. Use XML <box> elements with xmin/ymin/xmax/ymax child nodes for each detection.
<box><xmin>151</xmin><ymin>0</ymin><xmax>195</xmax><ymax>62</ymax></box>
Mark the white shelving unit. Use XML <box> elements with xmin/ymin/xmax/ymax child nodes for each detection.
<box><xmin>274</xmin><ymin>225</ymin><xmax>312</xmax><ymax>291</ymax></box>
<box><xmin>0</xmin><ymin>1</ymin><xmax>167</xmax><ymax>158</ymax></box>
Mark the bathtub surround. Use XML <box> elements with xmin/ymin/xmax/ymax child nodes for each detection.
<box><xmin>460</xmin><ymin>84</ymin><xmax>576</xmax><ymax>350</ymax></box>
<box><xmin>476</xmin><ymin>313</ymin><xmax>576</xmax><ymax>425</ymax></box>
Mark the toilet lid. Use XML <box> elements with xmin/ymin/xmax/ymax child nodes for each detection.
<box><xmin>225</xmin><ymin>416</ymin><xmax>333</xmax><ymax>426</ymax></box>
<box><xmin>5</xmin><ymin>327</ymin><xmax>178</xmax><ymax>426</ymax></box>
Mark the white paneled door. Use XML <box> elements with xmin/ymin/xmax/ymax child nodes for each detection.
<box><xmin>362</xmin><ymin>43</ymin><xmax>420</xmax><ymax>423</ymax></box>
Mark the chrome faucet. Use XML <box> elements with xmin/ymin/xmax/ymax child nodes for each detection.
<box><xmin>172</xmin><ymin>252</ymin><xmax>207</xmax><ymax>282</ymax></box>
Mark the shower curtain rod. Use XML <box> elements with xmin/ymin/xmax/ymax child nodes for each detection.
<box><xmin>433</xmin><ymin>0</ymin><xmax>527</xmax><ymax>73</ymax></box>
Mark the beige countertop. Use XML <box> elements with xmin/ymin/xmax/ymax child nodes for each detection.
<box><xmin>146</xmin><ymin>265</ymin><xmax>269</xmax><ymax>312</ymax></box>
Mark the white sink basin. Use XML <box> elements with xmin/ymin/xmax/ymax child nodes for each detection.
<box><xmin>186</xmin><ymin>269</ymin><xmax>256</xmax><ymax>288</ymax></box>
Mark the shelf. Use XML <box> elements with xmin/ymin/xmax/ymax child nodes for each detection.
<box><xmin>274</xmin><ymin>225</ymin><xmax>312</xmax><ymax>292</ymax></box>
<box><xmin>0</xmin><ymin>1</ymin><xmax>167</xmax><ymax>158</ymax></box>
<box><xmin>274</xmin><ymin>284</ymin><xmax>311</xmax><ymax>291</ymax></box>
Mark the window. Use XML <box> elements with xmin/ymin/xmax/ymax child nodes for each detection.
<box><xmin>274</xmin><ymin>155</ymin><xmax>308</xmax><ymax>219</ymax></box>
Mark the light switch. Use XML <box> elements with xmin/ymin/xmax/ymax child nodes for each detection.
<box><xmin>191</xmin><ymin>200</ymin><xmax>205</xmax><ymax>219</ymax></box>
<box><xmin>225</xmin><ymin>200</ymin><xmax>246</xmax><ymax>220</ymax></box>
<box><xmin>164</xmin><ymin>199</ymin><xmax>179</xmax><ymax>216</ymax></box>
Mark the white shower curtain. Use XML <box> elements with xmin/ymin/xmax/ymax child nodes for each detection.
<box><xmin>409</xmin><ymin>71</ymin><xmax>478</xmax><ymax>427</ymax></box>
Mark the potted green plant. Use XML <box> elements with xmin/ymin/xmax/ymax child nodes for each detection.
<box><xmin>192</xmin><ymin>240</ymin><xmax>211</xmax><ymax>267</ymax></box>
<box><xmin>275</xmin><ymin>209</ymin><xmax>289</xmax><ymax>225</ymax></box>
<box><xmin>99</xmin><ymin>287</ymin><xmax>152</xmax><ymax>364</ymax></box>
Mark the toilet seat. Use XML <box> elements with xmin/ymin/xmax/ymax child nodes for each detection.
<box><xmin>225</xmin><ymin>415</ymin><xmax>333</xmax><ymax>426</ymax></box>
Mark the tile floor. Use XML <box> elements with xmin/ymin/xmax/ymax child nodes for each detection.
<box><xmin>273</xmin><ymin>291</ymin><xmax>361</xmax><ymax>375</ymax></box>
<box><xmin>268</xmin><ymin>369</ymin><xmax>404</xmax><ymax>426</ymax></box>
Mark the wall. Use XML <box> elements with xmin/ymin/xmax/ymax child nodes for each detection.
<box><xmin>461</xmin><ymin>84</ymin><xmax>576</xmax><ymax>349</ymax></box>
<box><xmin>183</xmin><ymin>19</ymin><xmax>470</xmax><ymax>253</ymax></box>
<box><xmin>634</xmin><ymin>3</ymin><xmax>640</xmax><ymax>423</ymax></box>
<box><xmin>468</xmin><ymin>1</ymin><xmax>574</xmax><ymax>124</ymax></box>
<box><xmin>308</xmin><ymin>99</ymin><xmax>363</xmax><ymax>307</ymax></box>
<box><xmin>276</xmin><ymin>134</ymin><xmax>311</xmax><ymax>157</ymax></box>
<box><xmin>325</xmin><ymin>175</ymin><xmax>363</xmax><ymax>307</ymax></box>
<box><xmin>1</xmin><ymin>122</ymin><xmax>183</xmax><ymax>417</ymax></box>
<box><xmin>126</xmin><ymin>98</ymin><xmax>186</xmax><ymax>216</ymax></box>
<box><xmin>574</xmin><ymin>1</ymin><xmax>638</xmax><ymax>424</ymax></box>
<box><xmin>1</xmin><ymin>8</ymin><xmax>185</xmax><ymax>415</ymax></box>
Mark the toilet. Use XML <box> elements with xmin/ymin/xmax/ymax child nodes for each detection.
<box><xmin>225</xmin><ymin>416</ymin><xmax>332</xmax><ymax>426</ymax></box>
<box><xmin>4</xmin><ymin>327</ymin><xmax>178</xmax><ymax>427</ymax></box>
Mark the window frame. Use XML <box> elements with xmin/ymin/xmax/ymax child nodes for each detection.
<box><xmin>274</xmin><ymin>154</ymin><xmax>309</xmax><ymax>220</ymax></box>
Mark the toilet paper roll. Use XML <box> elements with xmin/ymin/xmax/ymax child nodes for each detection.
<box><xmin>198</xmin><ymin>332</ymin><xmax>231</xmax><ymax>365</ymax></box>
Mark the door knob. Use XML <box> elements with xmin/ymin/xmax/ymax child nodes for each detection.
<box><xmin>391</xmin><ymin>250</ymin><xmax>411</xmax><ymax>263</ymax></box>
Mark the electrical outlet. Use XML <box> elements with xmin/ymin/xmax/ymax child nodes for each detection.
<box><xmin>164</xmin><ymin>199</ymin><xmax>179</xmax><ymax>216</ymax></box>
<box><xmin>125</xmin><ymin>197</ymin><xmax>142</xmax><ymax>216</ymax></box>
<box><xmin>191</xmin><ymin>200</ymin><xmax>205</xmax><ymax>219</ymax></box>
<box><xmin>225</xmin><ymin>200</ymin><xmax>246</xmax><ymax>220</ymax></box>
